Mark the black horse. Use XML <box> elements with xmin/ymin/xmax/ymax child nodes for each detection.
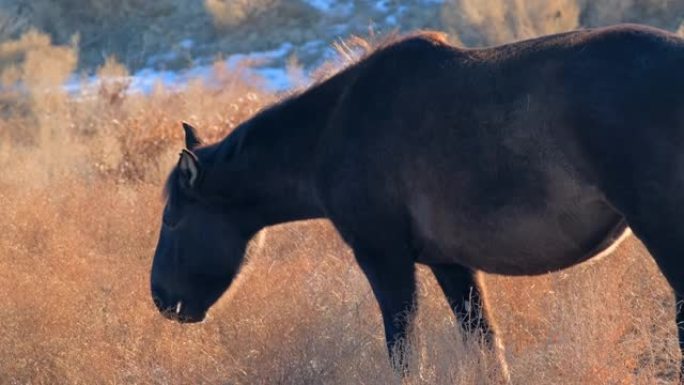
<box><xmin>151</xmin><ymin>24</ymin><xmax>684</xmax><ymax>375</ymax></box>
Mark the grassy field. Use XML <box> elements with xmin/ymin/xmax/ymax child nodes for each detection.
<box><xmin>2</xmin><ymin>1</ymin><xmax>684</xmax><ymax>384</ymax></box>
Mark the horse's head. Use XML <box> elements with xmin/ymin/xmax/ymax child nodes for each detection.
<box><xmin>150</xmin><ymin>123</ymin><xmax>257</xmax><ymax>323</ymax></box>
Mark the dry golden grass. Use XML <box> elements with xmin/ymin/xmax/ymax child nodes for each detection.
<box><xmin>0</xmin><ymin>187</ymin><xmax>679</xmax><ymax>384</ymax></box>
<box><xmin>1</xmin><ymin>17</ymin><xmax>683</xmax><ymax>385</ymax></box>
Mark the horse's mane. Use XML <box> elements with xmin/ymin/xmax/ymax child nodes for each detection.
<box><xmin>308</xmin><ymin>30</ymin><xmax>450</xmax><ymax>86</ymax></box>
<box><xmin>163</xmin><ymin>30</ymin><xmax>453</xmax><ymax>200</ymax></box>
<box><xmin>236</xmin><ymin>30</ymin><xmax>452</xmax><ymax>123</ymax></box>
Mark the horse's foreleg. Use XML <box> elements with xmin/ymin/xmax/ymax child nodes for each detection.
<box><xmin>353</xmin><ymin>246</ymin><xmax>417</xmax><ymax>374</ymax></box>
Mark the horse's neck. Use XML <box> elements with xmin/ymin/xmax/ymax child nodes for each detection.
<box><xmin>237</xmin><ymin>68</ymin><xmax>355</xmax><ymax>227</ymax></box>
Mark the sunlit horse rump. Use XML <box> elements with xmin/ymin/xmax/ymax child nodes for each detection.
<box><xmin>150</xmin><ymin>24</ymin><xmax>684</xmax><ymax>379</ymax></box>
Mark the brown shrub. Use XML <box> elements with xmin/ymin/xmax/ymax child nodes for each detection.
<box><xmin>580</xmin><ymin>0</ymin><xmax>684</xmax><ymax>30</ymax></box>
<box><xmin>204</xmin><ymin>0</ymin><xmax>281</xmax><ymax>28</ymax></box>
<box><xmin>441</xmin><ymin>0</ymin><xmax>684</xmax><ymax>46</ymax></box>
<box><xmin>442</xmin><ymin>0</ymin><xmax>581</xmax><ymax>46</ymax></box>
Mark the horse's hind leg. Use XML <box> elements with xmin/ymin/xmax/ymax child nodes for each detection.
<box><xmin>430</xmin><ymin>264</ymin><xmax>511</xmax><ymax>382</ymax></box>
<box><xmin>629</xmin><ymin>224</ymin><xmax>684</xmax><ymax>348</ymax></box>
<box><xmin>628</xmin><ymin>224</ymin><xmax>684</xmax><ymax>379</ymax></box>
<box><xmin>430</xmin><ymin>264</ymin><xmax>492</xmax><ymax>339</ymax></box>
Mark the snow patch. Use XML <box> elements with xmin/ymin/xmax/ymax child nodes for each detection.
<box><xmin>66</xmin><ymin>42</ymin><xmax>296</xmax><ymax>95</ymax></box>
<box><xmin>374</xmin><ymin>1</ymin><xmax>391</xmax><ymax>12</ymax></box>
<box><xmin>304</xmin><ymin>0</ymin><xmax>337</xmax><ymax>12</ymax></box>
<box><xmin>304</xmin><ymin>0</ymin><xmax>353</xmax><ymax>17</ymax></box>
<box><xmin>178</xmin><ymin>39</ymin><xmax>194</xmax><ymax>50</ymax></box>
<box><xmin>63</xmin><ymin>1</ymin><xmax>449</xmax><ymax>95</ymax></box>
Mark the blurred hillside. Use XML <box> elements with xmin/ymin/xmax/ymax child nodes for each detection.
<box><xmin>0</xmin><ymin>0</ymin><xmax>682</xmax><ymax>79</ymax></box>
<box><xmin>0</xmin><ymin>0</ymin><xmax>441</xmax><ymax>74</ymax></box>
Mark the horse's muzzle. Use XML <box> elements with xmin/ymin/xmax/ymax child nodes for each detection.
<box><xmin>152</xmin><ymin>285</ymin><xmax>206</xmax><ymax>323</ymax></box>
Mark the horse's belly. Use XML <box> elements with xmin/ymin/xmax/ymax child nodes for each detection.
<box><xmin>412</xmin><ymin>192</ymin><xmax>627</xmax><ymax>275</ymax></box>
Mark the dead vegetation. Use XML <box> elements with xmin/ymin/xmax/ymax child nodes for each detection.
<box><xmin>441</xmin><ymin>0</ymin><xmax>684</xmax><ymax>46</ymax></box>
<box><xmin>1</xmin><ymin>2</ymin><xmax>684</xmax><ymax>383</ymax></box>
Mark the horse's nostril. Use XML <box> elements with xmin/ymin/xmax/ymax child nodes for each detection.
<box><xmin>151</xmin><ymin>284</ymin><xmax>188</xmax><ymax>322</ymax></box>
<box><xmin>160</xmin><ymin>303</ymin><xmax>182</xmax><ymax>321</ymax></box>
<box><xmin>152</xmin><ymin>293</ymin><xmax>164</xmax><ymax>310</ymax></box>
<box><xmin>151</xmin><ymin>284</ymin><xmax>171</xmax><ymax>310</ymax></box>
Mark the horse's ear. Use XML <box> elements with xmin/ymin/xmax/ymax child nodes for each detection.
<box><xmin>182</xmin><ymin>122</ymin><xmax>202</xmax><ymax>150</ymax></box>
<box><xmin>178</xmin><ymin>149</ymin><xmax>200</xmax><ymax>189</ymax></box>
